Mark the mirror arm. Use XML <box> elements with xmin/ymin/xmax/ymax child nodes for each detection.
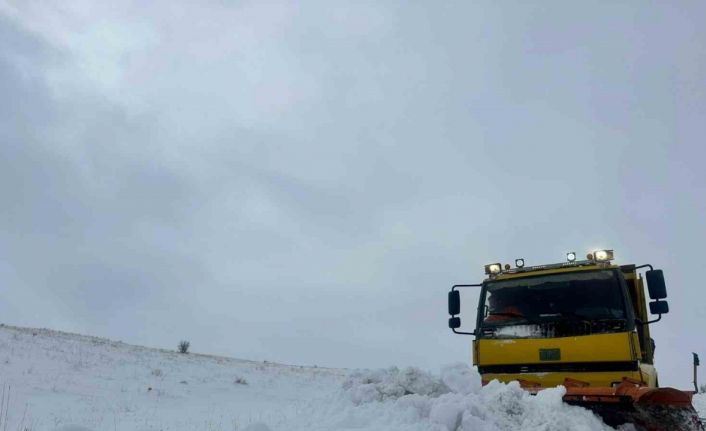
<box><xmin>452</xmin><ymin>283</ymin><xmax>483</xmax><ymax>291</ymax></box>
<box><xmin>452</xmin><ymin>328</ymin><xmax>476</xmax><ymax>336</ymax></box>
<box><xmin>645</xmin><ymin>314</ymin><xmax>663</xmax><ymax>324</ymax></box>
<box><xmin>635</xmin><ymin>264</ymin><xmax>654</xmax><ymax>271</ymax></box>
<box><xmin>636</xmin><ymin>315</ymin><xmax>663</xmax><ymax>326</ymax></box>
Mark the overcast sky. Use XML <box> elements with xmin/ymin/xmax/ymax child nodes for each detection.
<box><xmin>1</xmin><ymin>1</ymin><xmax>705</xmax><ymax>388</ymax></box>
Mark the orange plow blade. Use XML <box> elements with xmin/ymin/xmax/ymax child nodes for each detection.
<box><xmin>562</xmin><ymin>378</ymin><xmax>704</xmax><ymax>431</ymax></box>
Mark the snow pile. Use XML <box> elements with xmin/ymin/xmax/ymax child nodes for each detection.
<box><xmin>694</xmin><ymin>393</ymin><xmax>706</xmax><ymax>420</ymax></box>
<box><xmin>287</xmin><ymin>364</ymin><xmax>614</xmax><ymax>431</ymax></box>
<box><xmin>343</xmin><ymin>366</ymin><xmax>452</xmax><ymax>404</ymax></box>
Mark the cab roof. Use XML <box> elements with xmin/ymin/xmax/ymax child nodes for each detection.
<box><xmin>487</xmin><ymin>260</ymin><xmax>620</xmax><ymax>281</ymax></box>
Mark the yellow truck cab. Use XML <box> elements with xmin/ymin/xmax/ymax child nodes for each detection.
<box><xmin>447</xmin><ymin>250</ymin><xmax>670</xmax><ymax>390</ymax></box>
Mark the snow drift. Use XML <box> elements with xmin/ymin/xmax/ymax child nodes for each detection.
<box><xmin>0</xmin><ymin>325</ymin><xmax>703</xmax><ymax>430</ymax></box>
<box><xmin>300</xmin><ymin>365</ymin><xmax>615</xmax><ymax>431</ymax></box>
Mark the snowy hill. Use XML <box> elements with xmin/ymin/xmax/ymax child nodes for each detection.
<box><xmin>0</xmin><ymin>325</ymin><xmax>703</xmax><ymax>431</ymax></box>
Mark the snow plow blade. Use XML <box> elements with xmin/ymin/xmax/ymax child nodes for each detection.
<box><xmin>562</xmin><ymin>378</ymin><xmax>704</xmax><ymax>431</ymax></box>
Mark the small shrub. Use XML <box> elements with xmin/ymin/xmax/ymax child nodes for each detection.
<box><xmin>234</xmin><ymin>376</ymin><xmax>248</xmax><ymax>385</ymax></box>
<box><xmin>700</xmin><ymin>383</ymin><xmax>706</xmax><ymax>394</ymax></box>
<box><xmin>177</xmin><ymin>340</ymin><xmax>190</xmax><ymax>354</ymax></box>
<box><xmin>151</xmin><ymin>368</ymin><xmax>163</xmax><ymax>377</ymax></box>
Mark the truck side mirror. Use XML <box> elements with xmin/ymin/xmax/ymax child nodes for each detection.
<box><xmin>649</xmin><ymin>300</ymin><xmax>669</xmax><ymax>315</ymax></box>
<box><xmin>448</xmin><ymin>290</ymin><xmax>460</xmax><ymax>315</ymax></box>
<box><xmin>646</xmin><ymin>270</ymin><xmax>667</xmax><ymax>299</ymax></box>
<box><xmin>448</xmin><ymin>317</ymin><xmax>461</xmax><ymax>329</ymax></box>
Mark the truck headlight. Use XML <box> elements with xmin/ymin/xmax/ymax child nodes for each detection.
<box><xmin>593</xmin><ymin>249</ymin><xmax>614</xmax><ymax>262</ymax></box>
<box><xmin>484</xmin><ymin>263</ymin><xmax>502</xmax><ymax>275</ymax></box>
<box><xmin>566</xmin><ymin>252</ymin><xmax>576</xmax><ymax>262</ymax></box>
<box><xmin>515</xmin><ymin>258</ymin><xmax>525</xmax><ymax>268</ymax></box>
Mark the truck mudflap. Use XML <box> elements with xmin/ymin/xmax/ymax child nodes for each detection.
<box><xmin>561</xmin><ymin>377</ymin><xmax>704</xmax><ymax>431</ymax></box>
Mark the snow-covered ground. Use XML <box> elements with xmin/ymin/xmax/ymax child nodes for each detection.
<box><xmin>0</xmin><ymin>324</ymin><xmax>703</xmax><ymax>431</ymax></box>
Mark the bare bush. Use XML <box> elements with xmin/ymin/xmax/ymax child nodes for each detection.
<box><xmin>177</xmin><ymin>340</ymin><xmax>190</xmax><ymax>354</ymax></box>
<box><xmin>234</xmin><ymin>376</ymin><xmax>248</xmax><ymax>385</ymax></box>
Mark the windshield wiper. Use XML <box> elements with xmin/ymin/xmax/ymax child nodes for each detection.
<box><xmin>534</xmin><ymin>311</ymin><xmax>592</xmax><ymax>326</ymax></box>
<box><xmin>554</xmin><ymin>311</ymin><xmax>589</xmax><ymax>320</ymax></box>
<box><xmin>487</xmin><ymin>311</ymin><xmax>525</xmax><ymax>318</ymax></box>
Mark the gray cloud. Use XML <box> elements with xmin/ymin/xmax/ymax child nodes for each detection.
<box><xmin>1</xmin><ymin>1</ymin><xmax>705</xmax><ymax>387</ymax></box>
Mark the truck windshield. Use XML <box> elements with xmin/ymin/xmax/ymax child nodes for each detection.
<box><xmin>479</xmin><ymin>270</ymin><xmax>629</xmax><ymax>338</ymax></box>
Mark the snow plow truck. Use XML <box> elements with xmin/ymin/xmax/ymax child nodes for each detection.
<box><xmin>447</xmin><ymin>250</ymin><xmax>703</xmax><ymax>430</ymax></box>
